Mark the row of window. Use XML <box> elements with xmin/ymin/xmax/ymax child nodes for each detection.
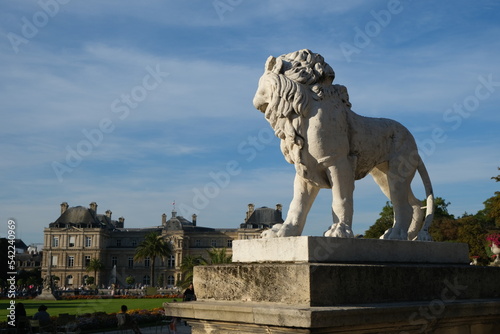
<box><xmin>53</xmin><ymin>255</ymin><xmax>176</xmax><ymax>268</ymax></box>
<box><xmin>52</xmin><ymin>236</ymin><xmax>93</xmax><ymax>248</ymax></box>
<box><xmin>193</xmin><ymin>239</ymin><xmax>232</xmax><ymax>248</ymax></box>
<box><xmin>16</xmin><ymin>261</ymin><xmax>41</xmax><ymax>267</ymax></box>
<box><xmin>63</xmin><ymin>275</ymin><xmax>175</xmax><ymax>286</ymax></box>
<box><xmin>110</xmin><ymin>255</ymin><xmax>175</xmax><ymax>268</ymax></box>
<box><xmin>52</xmin><ymin>236</ymin><xmax>234</xmax><ymax>249</ymax></box>
<box><xmin>114</xmin><ymin>239</ymin><xmax>138</xmax><ymax>247</ymax></box>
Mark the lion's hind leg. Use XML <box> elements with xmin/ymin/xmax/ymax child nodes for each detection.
<box><xmin>370</xmin><ymin>163</ymin><xmax>413</xmax><ymax>240</ymax></box>
<box><xmin>407</xmin><ymin>190</ymin><xmax>425</xmax><ymax>240</ymax></box>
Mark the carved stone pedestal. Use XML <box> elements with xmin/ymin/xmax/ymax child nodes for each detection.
<box><xmin>164</xmin><ymin>237</ymin><xmax>500</xmax><ymax>333</ymax></box>
<box><xmin>35</xmin><ymin>291</ymin><xmax>57</xmax><ymax>300</ymax></box>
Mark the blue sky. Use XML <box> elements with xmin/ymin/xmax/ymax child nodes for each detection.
<box><xmin>1</xmin><ymin>0</ymin><xmax>499</xmax><ymax>245</ymax></box>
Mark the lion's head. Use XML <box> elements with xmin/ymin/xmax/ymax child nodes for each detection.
<box><xmin>253</xmin><ymin>49</ymin><xmax>336</xmax><ymax>115</ymax></box>
<box><xmin>253</xmin><ymin>49</ymin><xmax>350</xmax><ymax>165</ymax></box>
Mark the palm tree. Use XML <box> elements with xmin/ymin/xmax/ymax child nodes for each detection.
<box><xmin>178</xmin><ymin>254</ymin><xmax>206</xmax><ymax>289</ymax></box>
<box><xmin>206</xmin><ymin>248</ymin><xmax>232</xmax><ymax>264</ymax></box>
<box><xmin>134</xmin><ymin>232</ymin><xmax>171</xmax><ymax>286</ymax></box>
<box><xmin>86</xmin><ymin>258</ymin><xmax>104</xmax><ymax>287</ymax></box>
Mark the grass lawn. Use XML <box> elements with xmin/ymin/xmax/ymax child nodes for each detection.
<box><xmin>0</xmin><ymin>298</ymin><xmax>175</xmax><ymax>319</ymax></box>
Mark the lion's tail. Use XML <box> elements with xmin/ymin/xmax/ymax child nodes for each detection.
<box><xmin>417</xmin><ymin>158</ymin><xmax>434</xmax><ymax>235</ymax></box>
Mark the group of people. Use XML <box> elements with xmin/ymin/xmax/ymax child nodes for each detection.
<box><xmin>117</xmin><ymin>283</ymin><xmax>195</xmax><ymax>334</ymax></box>
<box><xmin>15</xmin><ymin>303</ymin><xmax>53</xmax><ymax>333</ymax></box>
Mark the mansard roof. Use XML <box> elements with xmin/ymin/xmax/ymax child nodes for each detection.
<box><xmin>242</xmin><ymin>206</ymin><xmax>283</xmax><ymax>228</ymax></box>
<box><xmin>50</xmin><ymin>206</ymin><xmax>114</xmax><ymax>229</ymax></box>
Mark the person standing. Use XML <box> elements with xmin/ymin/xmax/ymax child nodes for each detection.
<box><xmin>116</xmin><ymin>305</ymin><xmax>142</xmax><ymax>334</ymax></box>
<box><xmin>183</xmin><ymin>283</ymin><xmax>196</xmax><ymax>301</ymax></box>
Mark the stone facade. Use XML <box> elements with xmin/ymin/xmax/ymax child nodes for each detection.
<box><xmin>41</xmin><ymin>202</ymin><xmax>282</xmax><ymax>288</ymax></box>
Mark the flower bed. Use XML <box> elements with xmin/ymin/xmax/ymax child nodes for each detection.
<box><xmin>84</xmin><ymin>308</ymin><xmax>164</xmax><ymax>331</ymax></box>
<box><xmin>0</xmin><ymin>307</ymin><xmax>168</xmax><ymax>332</ymax></box>
<box><xmin>60</xmin><ymin>294</ymin><xmax>182</xmax><ymax>300</ymax></box>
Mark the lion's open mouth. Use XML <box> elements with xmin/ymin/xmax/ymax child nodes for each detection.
<box><xmin>257</xmin><ymin>103</ymin><xmax>268</xmax><ymax>113</ymax></box>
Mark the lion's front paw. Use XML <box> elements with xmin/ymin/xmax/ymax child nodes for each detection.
<box><xmin>380</xmin><ymin>228</ymin><xmax>407</xmax><ymax>240</ymax></box>
<box><xmin>379</xmin><ymin>228</ymin><xmax>393</xmax><ymax>240</ymax></box>
<box><xmin>324</xmin><ymin>222</ymin><xmax>354</xmax><ymax>238</ymax></box>
<box><xmin>413</xmin><ymin>230</ymin><xmax>433</xmax><ymax>241</ymax></box>
<box><xmin>261</xmin><ymin>224</ymin><xmax>282</xmax><ymax>238</ymax></box>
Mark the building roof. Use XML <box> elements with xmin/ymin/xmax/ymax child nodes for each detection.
<box><xmin>50</xmin><ymin>206</ymin><xmax>116</xmax><ymax>229</ymax></box>
<box><xmin>242</xmin><ymin>206</ymin><xmax>283</xmax><ymax>228</ymax></box>
<box><xmin>15</xmin><ymin>239</ymin><xmax>28</xmax><ymax>251</ymax></box>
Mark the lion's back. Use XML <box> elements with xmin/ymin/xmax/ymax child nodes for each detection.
<box><xmin>347</xmin><ymin>112</ymin><xmax>417</xmax><ymax>178</ymax></box>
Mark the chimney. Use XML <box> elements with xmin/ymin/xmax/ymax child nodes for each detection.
<box><xmin>246</xmin><ymin>203</ymin><xmax>255</xmax><ymax>220</ymax></box>
<box><xmin>162</xmin><ymin>213</ymin><xmax>167</xmax><ymax>227</ymax></box>
<box><xmin>89</xmin><ymin>202</ymin><xmax>98</xmax><ymax>212</ymax></box>
<box><xmin>192</xmin><ymin>214</ymin><xmax>197</xmax><ymax>226</ymax></box>
<box><xmin>117</xmin><ymin>217</ymin><xmax>125</xmax><ymax>228</ymax></box>
<box><xmin>60</xmin><ymin>202</ymin><xmax>69</xmax><ymax>215</ymax></box>
<box><xmin>276</xmin><ymin>204</ymin><xmax>282</xmax><ymax>211</ymax></box>
<box><xmin>105</xmin><ymin>210</ymin><xmax>112</xmax><ymax>219</ymax></box>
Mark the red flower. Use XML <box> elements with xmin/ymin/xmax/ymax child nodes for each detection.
<box><xmin>486</xmin><ymin>233</ymin><xmax>500</xmax><ymax>247</ymax></box>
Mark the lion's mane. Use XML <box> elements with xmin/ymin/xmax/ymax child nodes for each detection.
<box><xmin>265</xmin><ymin>49</ymin><xmax>352</xmax><ymax>166</ymax></box>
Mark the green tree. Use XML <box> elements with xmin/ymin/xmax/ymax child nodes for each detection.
<box><xmin>364</xmin><ymin>202</ymin><xmax>393</xmax><ymax>238</ymax></box>
<box><xmin>158</xmin><ymin>274</ymin><xmax>164</xmax><ymax>288</ymax></box>
<box><xmin>17</xmin><ymin>278</ymin><xmax>25</xmax><ymax>287</ymax></box>
<box><xmin>426</xmin><ymin>197</ymin><xmax>456</xmax><ymax>241</ymax></box>
<box><xmin>481</xmin><ymin>192</ymin><xmax>500</xmax><ymax>227</ymax></box>
<box><xmin>178</xmin><ymin>254</ymin><xmax>206</xmax><ymax>289</ymax></box>
<box><xmin>491</xmin><ymin>167</ymin><xmax>500</xmax><ymax>182</ymax></box>
<box><xmin>86</xmin><ymin>258</ymin><xmax>104</xmax><ymax>287</ymax></box>
<box><xmin>134</xmin><ymin>232</ymin><xmax>171</xmax><ymax>287</ymax></box>
<box><xmin>455</xmin><ymin>215</ymin><xmax>488</xmax><ymax>259</ymax></box>
<box><xmin>365</xmin><ymin>197</ymin><xmax>455</xmax><ymax>239</ymax></box>
<box><xmin>125</xmin><ymin>275</ymin><xmax>135</xmax><ymax>287</ymax></box>
<box><xmin>206</xmin><ymin>248</ymin><xmax>232</xmax><ymax>264</ymax></box>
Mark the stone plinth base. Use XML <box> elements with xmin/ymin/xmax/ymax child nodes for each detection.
<box><xmin>165</xmin><ymin>299</ymin><xmax>500</xmax><ymax>333</ymax></box>
<box><xmin>232</xmin><ymin>236</ymin><xmax>470</xmax><ymax>264</ymax></box>
<box><xmin>35</xmin><ymin>292</ymin><xmax>57</xmax><ymax>300</ymax></box>
<box><xmin>165</xmin><ymin>237</ymin><xmax>500</xmax><ymax>333</ymax></box>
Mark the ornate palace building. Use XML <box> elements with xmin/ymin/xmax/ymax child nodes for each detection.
<box><xmin>41</xmin><ymin>202</ymin><xmax>283</xmax><ymax>288</ymax></box>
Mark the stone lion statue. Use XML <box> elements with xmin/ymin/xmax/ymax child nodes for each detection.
<box><xmin>253</xmin><ymin>49</ymin><xmax>434</xmax><ymax>241</ymax></box>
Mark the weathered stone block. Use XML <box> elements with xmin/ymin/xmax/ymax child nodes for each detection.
<box><xmin>194</xmin><ymin>262</ymin><xmax>500</xmax><ymax>306</ymax></box>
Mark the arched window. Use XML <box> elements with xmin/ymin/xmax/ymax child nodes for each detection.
<box><xmin>66</xmin><ymin>275</ymin><xmax>73</xmax><ymax>286</ymax></box>
<box><xmin>167</xmin><ymin>275</ymin><xmax>175</xmax><ymax>286</ymax></box>
<box><xmin>143</xmin><ymin>275</ymin><xmax>150</xmax><ymax>285</ymax></box>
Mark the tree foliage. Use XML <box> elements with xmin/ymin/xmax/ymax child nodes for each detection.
<box><xmin>176</xmin><ymin>248</ymin><xmax>232</xmax><ymax>289</ymax></box>
<box><xmin>206</xmin><ymin>247</ymin><xmax>232</xmax><ymax>264</ymax></box>
<box><xmin>177</xmin><ymin>254</ymin><xmax>206</xmax><ymax>289</ymax></box>
<box><xmin>364</xmin><ymin>197</ymin><xmax>454</xmax><ymax>240</ymax></box>
<box><xmin>134</xmin><ymin>231</ymin><xmax>171</xmax><ymax>287</ymax></box>
<box><xmin>364</xmin><ymin>202</ymin><xmax>393</xmax><ymax>239</ymax></box>
<box><xmin>86</xmin><ymin>258</ymin><xmax>104</xmax><ymax>286</ymax></box>
<box><xmin>125</xmin><ymin>275</ymin><xmax>135</xmax><ymax>286</ymax></box>
<box><xmin>365</xmin><ymin>168</ymin><xmax>500</xmax><ymax>264</ymax></box>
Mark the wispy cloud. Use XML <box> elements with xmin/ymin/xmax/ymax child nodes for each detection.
<box><xmin>1</xmin><ymin>1</ymin><xmax>499</xmax><ymax>244</ymax></box>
